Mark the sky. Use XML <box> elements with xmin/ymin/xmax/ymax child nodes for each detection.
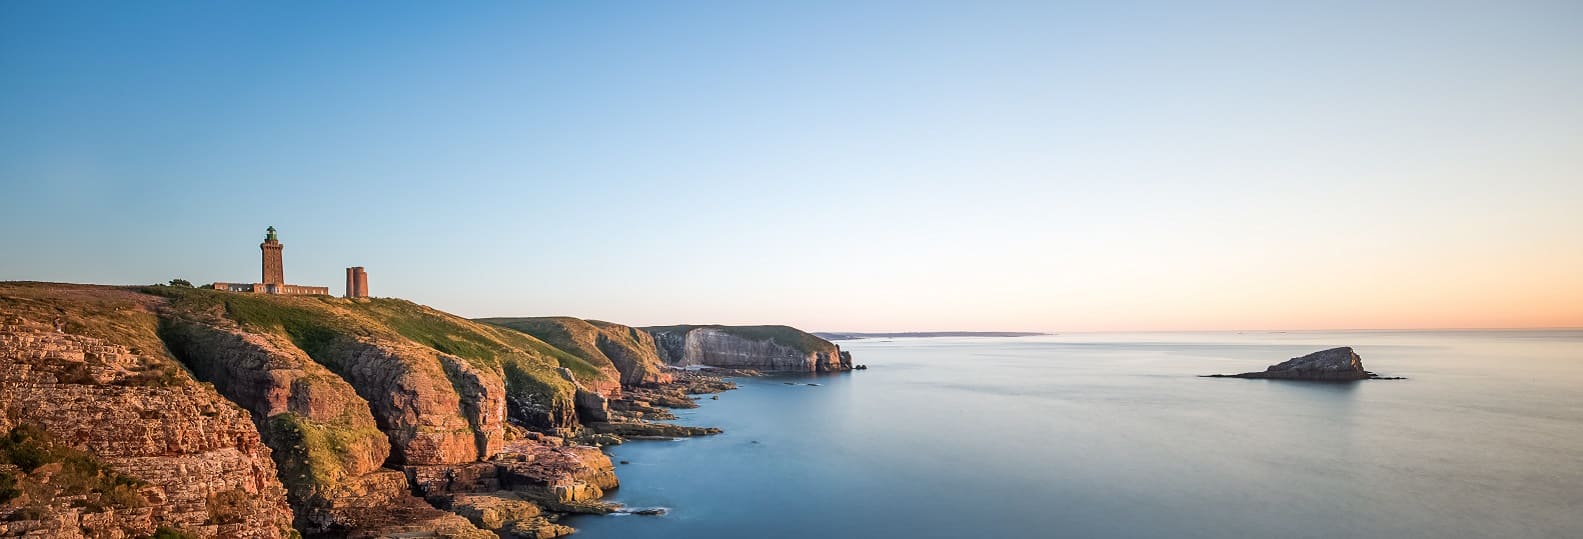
<box><xmin>2</xmin><ymin>1</ymin><xmax>1580</xmax><ymax>332</ymax></box>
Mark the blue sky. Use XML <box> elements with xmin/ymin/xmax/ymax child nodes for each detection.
<box><xmin>2</xmin><ymin>1</ymin><xmax>1580</xmax><ymax>331</ymax></box>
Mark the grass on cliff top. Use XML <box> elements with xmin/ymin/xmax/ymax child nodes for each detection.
<box><xmin>643</xmin><ymin>324</ymin><xmax>834</xmax><ymax>355</ymax></box>
<box><xmin>147</xmin><ymin>286</ymin><xmax>360</xmax><ymax>358</ymax></box>
<box><xmin>0</xmin><ymin>282</ymin><xmax>197</xmax><ymax>386</ymax></box>
<box><xmin>145</xmin><ymin>288</ymin><xmax>603</xmax><ymax>382</ymax></box>
<box><xmin>475</xmin><ymin>317</ymin><xmax>617</xmax><ymax>379</ymax></box>
<box><xmin>0</xmin><ymin>282</ymin><xmax>173</xmax><ymax>361</ymax></box>
<box><xmin>347</xmin><ymin>301</ymin><xmax>606</xmax><ymax>387</ymax></box>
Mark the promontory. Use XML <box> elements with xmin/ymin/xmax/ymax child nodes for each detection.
<box><xmin>0</xmin><ymin>281</ymin><xmax>853</xmax><ymax>538</ymax></box>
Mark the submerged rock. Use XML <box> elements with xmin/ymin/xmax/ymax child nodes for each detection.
<box><xmin>1206</xmin><ymin>346</ymin><xmax>1401</xmax><ymax>381</ymax></box>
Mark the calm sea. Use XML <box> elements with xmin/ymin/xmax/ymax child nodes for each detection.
<box><xmin>567</xmin><ymin>331</ymin><xmax>1583</xmax><ymax>538</ymax></box>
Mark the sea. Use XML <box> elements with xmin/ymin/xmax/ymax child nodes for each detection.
<box><xmin>566</xmin><ymin>330</ymin><xmax>1583</xmax><ymax>538</ymax></box>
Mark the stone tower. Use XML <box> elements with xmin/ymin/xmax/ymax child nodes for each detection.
<box><xmin>261</xmin><ymin>226</ymin><xmax>284</xmax><ymax>285</ymax></box>
<box><xmin>345</xmin><ymin>267</ymin><xmax>368</xmax><ymax>298</ymax></box>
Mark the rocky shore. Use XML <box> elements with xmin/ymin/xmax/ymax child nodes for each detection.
<box><xmin>0</xmin><ymin>299</ymin><xmax>1415</xmax><ymax>539</ymax></box>
<box><xmin>0</xmin><ymin>282</ymin><xmax>844</xmax><ymax>538</ymax></box>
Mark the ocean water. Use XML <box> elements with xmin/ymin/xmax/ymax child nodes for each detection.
<box><xmin>567</xmin><ymin>331</ymin><xmax>1583</xmax><ymax>538</ymax></box>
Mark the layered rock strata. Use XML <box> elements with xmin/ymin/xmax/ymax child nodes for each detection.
<box><xmin>0</xmin><ymin>318</ymin><xmax>294</xmax><ymax>538</ymax></box>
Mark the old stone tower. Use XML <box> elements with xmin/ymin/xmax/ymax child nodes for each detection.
<box><xmin>261</xmin><ymin>226</ymin><xmax>284</xmax><ymax>285</ymax></box>
<box><xmin>345</xmin><ymin>267</ymin><xmax>368</xmax><ymax>298</ymax></box>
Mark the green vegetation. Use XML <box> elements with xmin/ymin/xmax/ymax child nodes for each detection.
<box><xmin>167</xmin><ymin>279</ymin><xmax>193</xmax><ymax>288</ymax></box>
<box><xmin>151</xmin><ymin>526</ymin><xmax>200</xmax><ymax>539</ymax></box>
<box><xmin>0</xmin><ymin>425</ymin><xmax>147</xmax><ymax>511</ymax></box>
<box><xmin>147</xmin><ymin>288</ymin><xmax>605</xmax><ymax>389</ymax></box>
<box><xmin>476</xmin><ymin>317</ymin><xmax>615</xmax><ymax>381</ymax></box>
<box><xmin>263</xmin><ymin>413</ymin><xmax>385</xmax><ymax>498</ymax></box>
<box><xmin>0</xmin><ymin>470</ymin><xmax>18</xmax><ymax>504</ymax></box>
<box><xmin>205</xmin><ymin>488</ymin><xmax>253</xmax><ymax>525</ymax></box>
<box><xmin>147</xmin><ymin>287</ymin><xmax>353</xmax><ymax>359</ymax></box>
<box><xmin>644</xmin><ymin>324</ymin><xmax>833</xmax><ymax>354</ymax></box>
<box><xmin>349</xmin><ymin>298</ymin><xmax>506</xmax><ymax>367</ymax></box>
<box><xmin>0</xmin><ymin>282</ymin><xmax>179</xmax><ymax>377</ymax></box>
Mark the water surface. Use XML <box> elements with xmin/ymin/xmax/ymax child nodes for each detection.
<box><xmin>570</xmin><ymin>331</ymin><xmax>1583</xmax><ymax>538</ymax></box>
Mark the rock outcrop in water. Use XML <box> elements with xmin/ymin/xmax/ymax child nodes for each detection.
<box><xmin>644</xmin><ymin>325</ymin><xmax>852</xmax><ymax>372</ymax></box>
<box><xmin>1207</xmin><ymin>346</ymin><xmax>1400</xmax><ymax>381</ymax></box>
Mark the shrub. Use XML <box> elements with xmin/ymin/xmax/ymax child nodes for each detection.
<box><xmin>151</xmin><ymin>527</ymin><xmax>199</xmax><ymax>539</ymax></box>
<box><xmin>0</xmin><ymin>472</ymin><xmax>19</xmax><ymax>503</ymax></box>
<box><xmin>206</xmin><ymin>488</ymin><xmax>252</xmax><ymax>525</ymax></box>
<box><xmin>0</xmin><ymin>425</ymin><xmax>149</xmax><ymax>512</ymax></box>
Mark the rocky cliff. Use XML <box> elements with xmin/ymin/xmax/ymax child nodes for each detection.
<box><xmin>644</xmin><ymin>325</ymin><xmax>852</xmax><ymax>372</ymax></box>
<box><xmin>1</xmin><ymin>282</ymin><xmax>826</xmax><ymax>538</ymax></box>
<box><xmin>0</xmin><ymin>283</ymin><xmax>639</xmax><ymax>538</ymax></box>
<box><xmin>477</xmin><ymin>317</ymin><xmax>673</xmax><ymax>387</ymax></box>
<box><xmin>0</xmin><ymin>284</ymin><xmax>294</xmax><ymax>538</ymax></box>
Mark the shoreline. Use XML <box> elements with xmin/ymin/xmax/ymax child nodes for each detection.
<box><xmin>548</xmin><ymin>368</ymin><xmax>753</xmax><ymax>530</ymax></box>
<box><xmin>566</xmin><ymin>367</ymin><xmax>849</xmax><ymax>533</ymax></box>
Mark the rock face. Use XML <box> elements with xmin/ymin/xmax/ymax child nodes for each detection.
<box><xmin>159</xmin><ymin>319</ymin><xmax>391</xmax><ymax>479</ymax></box>
<box><xmin>0</xmin><ymin>316</ymin><xmax>294</xmax><ymax>538</ymax></box>
<box><xmin>558</xmin><ymin>367</ymin><xmax>611</xmax><ymax>423</ymax></box>
<box><xmin>316</xmin><ymin>339</ymin><xmax>483</xmax><ymax>466</ymax></box>
<box><xmin>645</xmin><ymin>325</ymin><xmax>852</xmax><ymax>372</ymax></box>
<box><xmin>1210</xmin><ymin>347</ymin><xmax>1393</xmax><ymax>381</ymax></box>
<box><xmin>587</xmin><ymin>320</ymin><xmax>674</xmax><ymax>386</ymax></box>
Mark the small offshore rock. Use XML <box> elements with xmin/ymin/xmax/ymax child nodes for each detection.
<box><xmin>1206</xmin><ymin>347</ymin><xmax>1400</xmax><ymax>381</ymax></box>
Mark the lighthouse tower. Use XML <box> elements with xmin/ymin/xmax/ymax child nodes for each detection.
<box><xmin>261</xmin><ymin>226</ymin><xmax>284</xmax><ymax>289</ymax></box>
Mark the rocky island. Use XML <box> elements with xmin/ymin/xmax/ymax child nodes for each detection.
<box><xmin>0</xmin><ymin>282</ymin><xmax>853</xmax><ymax>538</ymax></box>
<box><xmin>1205</xmin><ymin>346</ymin><xmax>1402</xmax><ymax>381</ymax></box>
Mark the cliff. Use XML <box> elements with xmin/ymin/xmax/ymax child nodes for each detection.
<box><xmin>0</xmin><ymin>282</ymin><xmax>633</xmax><ymax>538</ymax></box>
<box><xmin>1</xmin><ymin>282</ymin><xmax>829</xmax><ymax>537</ymax></box>
<box><xmin>644</xmin><ymin>325</ymin><xmax>852</xmax><ymax>372</ymax></box>
<box><xmin>0</xmin><ymin>284</ymin><xmax>294</xmax><ymax>538</ymax></box>
<box><xmin>477</xmin><ymin>317</ymin><xmax>673</xmax><ymax>387</ymax></box>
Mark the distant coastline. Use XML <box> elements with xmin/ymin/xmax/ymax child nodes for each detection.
<box><xmin>814</xmin><ymin>331</ymin><xmax>1048</xmax><ymax>340</ymax></box>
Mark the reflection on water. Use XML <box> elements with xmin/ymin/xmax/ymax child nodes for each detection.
<box><xmin>570</xmin><ymin>330</ymin><xmax>1583</xmax><ymax>538</ymax></box>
